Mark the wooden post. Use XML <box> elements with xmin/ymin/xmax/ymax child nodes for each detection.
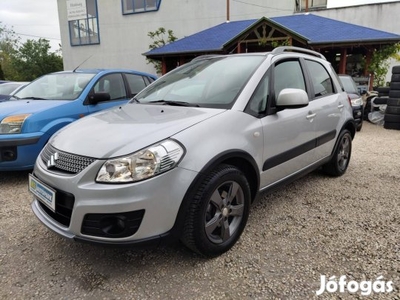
<box><xmin>162</xmin><ymin>58</ymin><xmax>167</xmax><ymax>75</ymax></box>
<box><xmin>339</xmin><ymin>48</ymin><xmax>347</xmax><ymax>74</ymax></box>
<box><xmin>227</xmin><ymin>0</ymin><xmax>230</xmax><ymax>22</ymax></box>
<box><xmin>365</xmin><ymin>49</ymin><xmax>373</xmax><ymax>90</ymax></box>
<box><xmin>305</xmin><ymin>0</ymin><xmax>309</xmax><ymax>12</ymax></box>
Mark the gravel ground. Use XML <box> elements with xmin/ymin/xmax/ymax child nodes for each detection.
<box><xmin>1</xmin><ymin>121</ymin><xmax>399</xmax><ymax>300</ymax></box>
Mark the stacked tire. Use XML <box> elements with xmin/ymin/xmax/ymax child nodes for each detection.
<box><xmin>363</xmin><ymin>88</ymin><xmax>387</xmax><ymax>121</ymax></box>
<box><xmin>384</xmin><ymin>66</ymin><xmax>400</xmax><ymax>130</ymax></box>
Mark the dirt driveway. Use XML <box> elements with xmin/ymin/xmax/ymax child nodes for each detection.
<box><xmin>1</xmin><ymin>122</ymin><xmax>399</xmax><ymax>299</ymax></box>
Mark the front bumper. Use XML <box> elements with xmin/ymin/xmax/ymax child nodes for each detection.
<box><xmin>31</xmin><ymin>156</ymin><xmax>198</xmax><ymax>245</ymax></box>
<box><xmin>352</xmin><ymin>105</ymin><xmax>364</xmax><ymax>126</ymax></box>
<box><xmin>0</xmin><ymin>132</ymin><xmax>48</xmax><ymax>171</ymax></box>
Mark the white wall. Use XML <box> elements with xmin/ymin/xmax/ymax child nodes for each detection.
<box><xmin>58</xmin><ymin>0</ymin><xmax>295</xmax><ymax>75</ymax></box>
<box><xmin>327</xmin><ymin>0</ymin><xmax>399</xmax><ymax>9</ymax></box>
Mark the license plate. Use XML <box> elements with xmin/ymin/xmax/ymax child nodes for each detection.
<box><xmin>29</xmin><ymin>174</ymin><xmax>56</xmax><ymax>212</ymax></box>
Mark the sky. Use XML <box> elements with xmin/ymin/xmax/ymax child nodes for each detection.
<box><xmin>0</xmin><ymin>0</ymin><xmax>61</xmax><ymax>51</ymax></box>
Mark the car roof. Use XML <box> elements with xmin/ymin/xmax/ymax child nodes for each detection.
<box><xmin>52</xmin><ymin>69</ymin><xmax>157</xmax><ymax>78</ymax></box>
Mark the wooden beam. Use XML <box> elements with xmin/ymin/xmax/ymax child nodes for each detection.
<box><xmin>226</xmin><ymin>0</ymin><xmax>230</xmax><ymax>22</ymax></box>
<box><xmin>339</xmin><ymin>48</ymin><xmax>347</xmax><ymax>74</ymax></box>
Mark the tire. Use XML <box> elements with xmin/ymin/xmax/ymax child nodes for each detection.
<box><xmin>387</xmin><ymin>98</ymin><xmax>400</xmax><ymax>106</ymax></box>
<box><xmin>389</xmin><ymin>90</ymin><xmax>400</xmax><ymax>98</ymax></box>
<box><xmin>377</xmin><ymin>86</ymin><xmax>390</xmax><ymax>95</ymax></box>
<box><xmin>392</xmin><ymin>65</ymin><xmax>400</xmax><ymax>74</ymax></box>
<box><xmin>390</xmin><ymin>82</ymin><xmax>400</xmax><ymax>90</ymax></box>
<box><xmin>322</xmin><ymin>130</ymin><xmax>352</xmax><ymax>177</ymax></box>
<box><xmin>384</xmin><ymin>113</ymin><xmax>400</xmax><ymax>123</ymax></box>
<box><xmin>384</xmin><ymin>122</ymin><xmax>400</xmax><ymax>130</ymax></box>
<box><xmin>181</xmin><ymin>164</ymin><xmax>251</xmax><ymax>257</ymax></box>
<box><xmin>356</xmin><ymin>120</ymin><xmax>363</xmax><ymax>131</ymax></box>
<box><xmin>372</xmin><ymin>97</ymin><xmax>387</xmax><ymax>105</ymax></box>
<box><xmin>385</xmin><ymin>105</ymin><xmax>400</xmax><ymax>115</ymax></box>
<box><xmin>391</xmin><ymin>74</ymin><xmax>400</xmax><ymax>82</ymax></box>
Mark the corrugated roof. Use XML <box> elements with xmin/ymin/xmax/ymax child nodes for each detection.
<box><xmin>270</xmin><ymin>14</ymin><xmax>400</xmax><ymax>44</ymax></box>
<box><xmin>145</xmin><ymin>19</ymin><xmax>258</xmax><ymax>55</ymax></box>
<box><xmin>144</xmin><ymin>14</ymin><xmax>400</xmax><ymax>56</ymax></box>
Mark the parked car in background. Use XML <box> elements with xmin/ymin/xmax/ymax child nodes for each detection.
<box><xmin>0</xmin><ymin>81</ymin><xmax>29</xmax><ymax>102</ymax></box>
<box><xmin>0</xmin><ymin>69</ymin><xmax>156</xmax><ymax>171</ymax></box>
<box><xmin>29</xmin><ymin>47</ymin><xmax>355</xmax><ymax>257</ymax></box>
<box><xmin>339</xmin><ymin>74</ymin><xmax>364</xmax><ymax>131</ymax></box>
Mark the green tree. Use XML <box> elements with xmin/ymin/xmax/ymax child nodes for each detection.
<box><xmin>11</xmin><ymin>38</ymin><xmax>63</xmax><ymax>81</ymax></box>
<box><xmin>0</xmin><ymin>22</ymin><xmax>20</xmax><ymax>80</ymax></box>
<box><xmin>367</xmin><ymin>44</ymin><xmax>400</xmax><ymax>87</ymax></box>
<box><xmin>147</xmin><ymin>27</ymin><xmax>177</xmax><ymax>74</ymax></box>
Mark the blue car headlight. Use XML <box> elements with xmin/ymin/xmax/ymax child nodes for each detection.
<box><xmin>0</xmin><ymin>114</ymin><xmax>31</xmax><ymax>134</ymax></box>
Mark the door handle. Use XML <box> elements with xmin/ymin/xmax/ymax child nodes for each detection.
<box><xmin>306</xmin><ymin>112</ymin><xmax>316</xmax><ymax>119</ymax></box>
<box><xmin>338</xmin><ymin>103</ymin><xmax>344</xmax><ymax>109</ymax></box>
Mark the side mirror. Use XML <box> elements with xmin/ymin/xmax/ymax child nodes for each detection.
<box><xmin>276</xmin><ymin>88</ymin><xmax>309</xmax><ymax>109</ymax></box>
<box><xmin>88</xmin><ymin>92</ymin><xmax>111</xmax><ymax>104</ymax></box>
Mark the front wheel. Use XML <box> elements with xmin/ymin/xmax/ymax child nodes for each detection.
<box><xmin>181</xmin><ymin>164</ymin><xmax>251</xmax><ymax>257</ymax></box>
<box><xmin>322</xmin><ymin>129</ymin><xmax>352</xmax><ymax>176</ymax></box>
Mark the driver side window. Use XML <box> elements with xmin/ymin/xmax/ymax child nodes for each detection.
<box><xmin>274</xmin><ymin>60</ymin><xmax>306</xmax><ymax>98</ymax></box>
<box><xmin>93</xmin><ymin>73</ymin><xmax>126</xmax><ymax>100</ymax></box>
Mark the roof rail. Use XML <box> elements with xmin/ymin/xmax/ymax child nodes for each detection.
<box><xmin>192</xmin><ymin>54</ymin><xmax>223</xmax><ymax>61</ymax></box>
<box><xmin>272</xmin><ymin>46</ymin><xmax>326</xmax><ymax>60</ymax></box>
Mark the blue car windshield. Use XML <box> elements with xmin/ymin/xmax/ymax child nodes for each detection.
<box><xmin>134</xmin><ymin>55</ymin><xmax>264</xmax><ymax>108</ymax></box>
<box><xmin>13</xmin><ymin>73</ymin><xmax>95</xmax><ymax>100</ymax></box>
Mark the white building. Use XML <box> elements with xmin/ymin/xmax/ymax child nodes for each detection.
<box><xmin>57</xmin><ymin>0</ymin><xmax>400</xmax><ymax>76</ymax></box>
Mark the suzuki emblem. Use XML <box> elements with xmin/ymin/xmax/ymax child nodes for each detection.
<box><xmin>47</xmin><ymin>152</ymin><xmax>59</xmax><ymax>169</ymax></box>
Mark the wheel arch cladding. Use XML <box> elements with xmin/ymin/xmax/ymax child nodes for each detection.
<box><xmin>171</xmin><ymin>150</ymin><xmax>260</xmax><ymax>239</ymax></box>
<box><xmin>343</xmin><ymin>120</ymin><xmax>356</xmax><ymax>139</ymax></box>
<box><xmin>199</xmin><ymin>150</ymin><xmax>260</xmax><ymax>203</ymax></box>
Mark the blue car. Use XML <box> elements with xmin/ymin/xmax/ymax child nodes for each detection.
<box><xmin>0</xmin><ymin>69</ymin><xmax>156</xmax><ymax>171</ymax></box>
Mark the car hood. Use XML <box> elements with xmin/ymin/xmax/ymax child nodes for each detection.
<box><xmin>51</xmin><ymin>104</ymin><xmax>225</xmax><ymax>158</ymax></box>
<box><xmin>0</xmin><ymin>99</ymin><xmax>70</xmax><ymax>117</ymax></box>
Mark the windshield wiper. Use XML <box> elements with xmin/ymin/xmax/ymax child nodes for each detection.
<box><xmin>148</xmin><ymin>100</ymin><xmax>199</xmax><ymax>107</ymax></box>
<box><xmin>130</xmin><ymin>96</ymin><xmax>140</xmax><ymax>104</ymax></box>
<box><xmin>20</xmin><ymin>97</ymin><xmax>47</xmax><ymax>100</ymax></box>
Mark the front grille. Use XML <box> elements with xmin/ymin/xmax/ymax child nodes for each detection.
<box><xmin>41</xmin><ymin>144</ymin><xmax>96</xmax><ymax>174</ymax></box>
<box><xmin>38</xmin><ymin>188</ymin><xmax>75</xmax><ymax>227</ymax></box>
<box><xmin>81</xmin><ymin>210</ymin><xmax>145</xmax><ymax>238</ymax></box>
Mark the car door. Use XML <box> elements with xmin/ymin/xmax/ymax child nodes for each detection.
<box><xmin>247</xmin><ymin>58</ymin><xmax>317</xmax><ymax>188</ymax></box>
<box><xmin>303</xmin><ymin>59</ymin><xmax>344</xmax><ymax>161</ymax></box>
<box><xmin>86</xmin><ymin>73</ymin><xmax>130</xmax><ymax>114</ymax></box>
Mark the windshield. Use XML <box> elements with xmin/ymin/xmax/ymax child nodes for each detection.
<box><xmin>0</xmin><ymin>83</ymin><xmax>24</xmax><ymax>94</ymax></box>
<box><xmin>13</xmin><ymin>73</ymin><xmax>95</xmax><ymax>100</ymax></box>
<box><xmin>134</xmin><ymin>55</ymin><xmax>264</xmax><ymax>108</ymax></box>
<box><xmin>339</xmin><ymin>76</ymin><xmax>358</xmax><ymax>94</ymax></box>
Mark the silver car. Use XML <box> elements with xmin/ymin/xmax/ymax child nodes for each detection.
<box><xmin>29</xmin><ymin>47</ymin><xmax>356</xmax><ymax>257</ymax></box>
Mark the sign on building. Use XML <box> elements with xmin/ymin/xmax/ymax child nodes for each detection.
<box><xmin>67</xmin><ymin>0</ymin><xmax>87</xmax><ymax>21</ymax></box>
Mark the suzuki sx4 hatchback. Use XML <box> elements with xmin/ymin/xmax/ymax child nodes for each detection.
<box><xmin>30</xmin><ymin>47</ymin><xmax>355</xmax><ymax>257</ymax></box>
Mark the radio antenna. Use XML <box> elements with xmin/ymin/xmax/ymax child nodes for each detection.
<box><xmin>73</xmin><ymin>54</ymin><xmax>94</xmax><ymax>72</ymax></box>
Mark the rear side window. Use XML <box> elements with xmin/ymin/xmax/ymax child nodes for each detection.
<box><xmin>305</xmin><ymin>60</ymin><xmax>334</xmax><ymax>98</ymax></box>
<box><xmin>125</xmin><ymin>74</ymin><xmax>147</xmax><ymax>96</ymax></box>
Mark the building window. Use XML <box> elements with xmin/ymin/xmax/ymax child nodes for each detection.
<box><xmin>68</xmin><ymin>0</ymin><xmax>100</xmax><ymax>46</ymax></box>
<box><xmin>122</xmin><ymin>0</ymin><xmax>161</xmax><ymax>14</ymax></box>
<box><xmin>296</xmin><ymin>0</ymin><xmax>327</xmax><ymax>11</ymax></box>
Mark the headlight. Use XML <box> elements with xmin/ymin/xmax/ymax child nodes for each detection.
<box><xmin>0</xmin><ymin>114</ymin><xmax>31</xmax><ymax>134</ymax></box>
<box><xmin>351</xmin><ymin>97</ymin><xmax>363</xmax><ymax>107</ymax></box>
<box><xmin>96</xmin><ymin>140</ymin><xmax>185</xmax><ymax>183</ymax></box>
